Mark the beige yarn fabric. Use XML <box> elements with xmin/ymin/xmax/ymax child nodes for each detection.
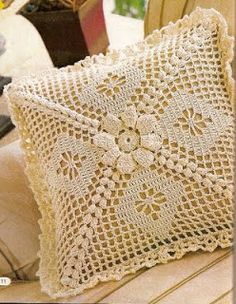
<box><xmin>5</xmin><ymin>8</ymin><xmax>234</xmax><ymax>298</ymax></box>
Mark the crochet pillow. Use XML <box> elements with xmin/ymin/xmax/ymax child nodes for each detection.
<box><xmin>5</xmin><ymin>8</ymin><xmax>234</xmax><ymax>298</ymax></box>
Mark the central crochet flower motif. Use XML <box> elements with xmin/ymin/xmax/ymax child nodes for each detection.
<box><xmin>93</xmin><ymin>106</ymin><xmax>161</xmax><ymax>174</ymax></box>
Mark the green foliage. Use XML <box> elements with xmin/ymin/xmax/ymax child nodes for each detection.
<box><xmin>113</xmin><ymin>0</ymin><xmax>146</xmax><ymax>19</ymax></box>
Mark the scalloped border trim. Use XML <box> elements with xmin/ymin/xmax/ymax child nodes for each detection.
<box><xmin>45</xmin><ymin>230</ymin><xmax>232</xmax><ymax>298</ymax></box>
<box><xmin>4</xmin><ymin>7</ymin><xmax>234</xmax><ymax>299</ymax></box>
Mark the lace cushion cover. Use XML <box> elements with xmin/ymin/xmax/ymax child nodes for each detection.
<box><xmin>5</xmin><ymin>8</ymin><xmax>234</xmax><ymax>298</ymax></box>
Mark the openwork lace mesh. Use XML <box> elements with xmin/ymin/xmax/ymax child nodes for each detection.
<box><xmin>5</xmin><ymin>8</ymin><xmax>234</xmax><ymax>298</ymax></box>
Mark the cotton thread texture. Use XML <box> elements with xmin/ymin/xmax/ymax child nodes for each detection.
<box><xmin>5</xmin><ymin>8</ymin><xmax>234</xmax><ymax>298</ymax></box>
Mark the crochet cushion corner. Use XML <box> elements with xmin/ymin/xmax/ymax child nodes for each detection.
<box><xmin>5</xmin><ymin>7</ymin><xmax>234</xmax><ymax>298</ymax></box>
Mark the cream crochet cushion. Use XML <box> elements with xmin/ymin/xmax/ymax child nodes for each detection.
<box><xmin>5</xmin><ymin>8</ymin><xmax>234</xmax><ymax>298</ymax></box>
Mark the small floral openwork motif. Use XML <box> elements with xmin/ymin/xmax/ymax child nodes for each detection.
<box><xmin>93</xmin><ymin>106</ymin><xmax>161</xmax><ymax>174</ymax></box>
<box><xmin>58</xmin><ymin>151</ymin><xmax>86</xmax><ymax>179</ymax></box>
<box><xmin>175</xmin><ymin>108</ymin><xmax>212</xmax><ymax>136</ymax></box>
<box><xmin>135</xmin><ymin>186</ymin><xmax>166</xmax><ymax>220</ymax></box>
<box><xmin>96</xmin><ymin>73</ymin><xmax>126</xmax><ymax>97</ymax></box>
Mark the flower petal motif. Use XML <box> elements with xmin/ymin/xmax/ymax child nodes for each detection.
<box><xmin>58</xmin><ymin>151</ymin><xmax>83</xmax><ymax>179</ymax></box>
<box><xmin>102</xmin><ymin>148</ymin><xmax>120</xmax><ymax>166</ymax></box>
<box><xmin>136</xmin><ymin>114</ymin><xmax>157</xmax><ymax>135</ymax></box>
<box><xmin>96</xmin><ymin>73</ymin><xmax>126</xmax><ymax>97</ymax></box>
<box><xmin>103</xmin><ymin>114</ymin><xmax>122</xmax><ymax>136</ymax></box>
<box><xmin>120</xmin><ymin>105</ymin><xmax>138</xmax><ymax>129</ymax></box>
<box><xmin>176</xmin><ymin>107</ymin><xmax>212</xmax><ymax>137</ymax></box>
<box><xmin>117</xmin><ymin>153</ymin><xmax>137</xmax><ymax>174</ymax></box>
<box><xmin>135</xmin><ymin>188</ymin><xmax>166</xmax><ymax>221</ymax></box>
<box><xmin>132</xmin><ymin>148</ymin><xmax>154</xmax><ymax>168</ymax></box>
<box><xmin>141</xmin><ymin>134</ymin><xmax>162</xmax><ymax>152</ymax></box>
<box><xmin>93</xmin><ymin>132</ymin><xmax>116</xmax><ymax>151</ymax></box>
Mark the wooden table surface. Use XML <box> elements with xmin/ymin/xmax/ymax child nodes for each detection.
<box><xmin>0</xmin><ymin>1</ymin><xmax>233</xmax><ymax>303</ymax></box>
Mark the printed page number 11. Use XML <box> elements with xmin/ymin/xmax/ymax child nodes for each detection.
<box><xmin>0</xmin><ymin>277</ymin><xmax>11</xmax><ymax>286</ymax></box>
